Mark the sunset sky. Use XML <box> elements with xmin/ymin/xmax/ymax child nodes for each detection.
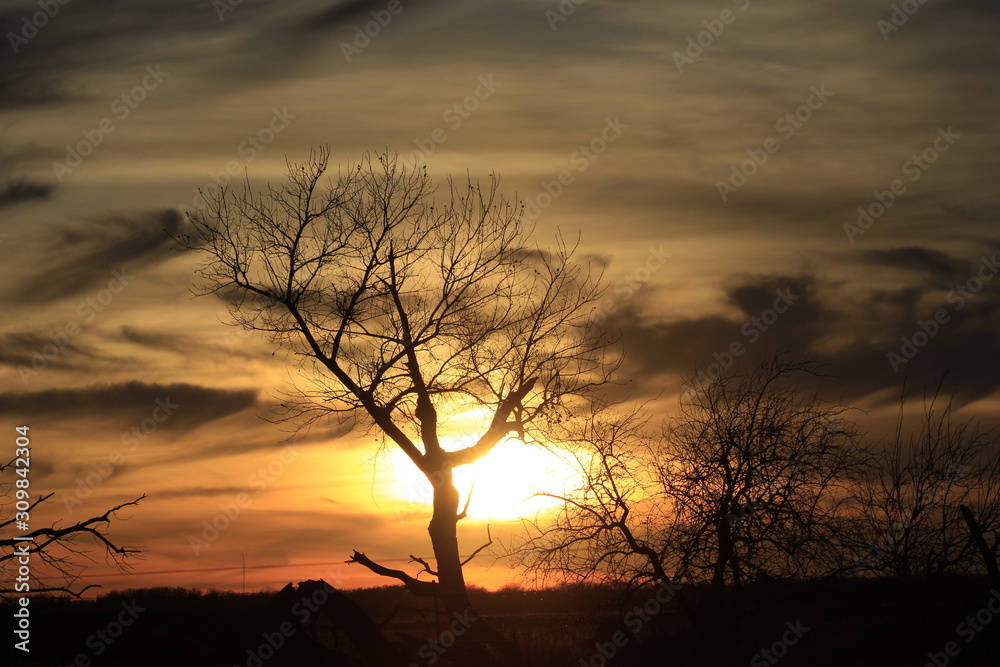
<box><xmin>1</xmin><ymin>0</ymin><xmax>998</xmax><ymax>594</ymax></box>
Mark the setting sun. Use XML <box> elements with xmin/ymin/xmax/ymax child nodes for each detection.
<box><xmin>387</xmin><ymin>406</ymin><xmax>584</xmax><ymax>521</ymax></box>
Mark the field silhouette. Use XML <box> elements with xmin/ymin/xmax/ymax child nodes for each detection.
<box><xmin>5</xmin><ymin>576</ymin><xmax>1000</xmax><ymax>666</ymax></box>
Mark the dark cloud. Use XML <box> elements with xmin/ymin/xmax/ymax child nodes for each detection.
<box><xmin>303</xmin><ymin>0</ymin><xmax>401</xmax><ymax>30</ymax></box>
<box><xmin>0</xmin><ymin>381</ymin><xmax>257</xmax><ymax>431</ymax></box>
<box><xmin>151</xmin><ymin>486</ymin><xmax>261</xmax><ymax>500</ymax></box>
<box><xmin>0</xmin><ymin>330</ymin><xmax>103</xmax><ymax>369</ymax></box>
<box><xmin>0</xmin><ymin>140</ymin><xmax>57</xmax><ymax>213</ymax></box>
<box><xmin>615</xmin><ymin>274</ymin><xmax>822</xmax><ymax>378</ymax></box>
<box><xmin>855</xmin><ymin>247</ymin><xmax>970</xmax><ymax>281</ymax></box>
<box><xmin>9</xmin><ymin>209</ymin><xmax>182</xmax><ymax>303</ymax></box>
<box><xmin>616</xmin><ymin>250</ymin><xmax>1000</xmax><ymax>405</ymax></box>
<box><xmin>113</xmin><ymin>325</ymin><xmax>288</xmax><ymax>364</ymax></box>
<box><xmin>0</xmin><ymin>0</ymin><xmax>399</xmax><ymax>110</ymax></box>
<box><xmin>116</xmin><ymin>326</ymin><xmax>193</xmax><ymax>355</ymax></box>
<box><xmin>724</xmin><ymin>274</ymin><xmax>821</xmax><ymax>325</ymax></box>
<box><xmin>0</xmin><ymin>177</ymin><xmax>53</xmax><ymax>211</ymax></box>
<box><xmin>125</xmin><ymin>508</ymin><xmax>393</xmax><ymax>569</ymax></box>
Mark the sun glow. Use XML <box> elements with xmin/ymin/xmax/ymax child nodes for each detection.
<box><xmin>389</xmin><ymin>407</ymin><xmax>584</xmax><ymax>521</ymax></box>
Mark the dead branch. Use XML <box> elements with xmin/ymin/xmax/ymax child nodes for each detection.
<box><xmin>347</xmin><ymin>550</ymin><xmax>440</xmax><ymax>598</ymax></box>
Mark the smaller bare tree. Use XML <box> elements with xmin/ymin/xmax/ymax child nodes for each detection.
<box><xmin>660</xmin><ymin>356</ymin><xmax>862</xmax><ymax>605</ymax></box>
<box><xmin>849</xmin><ymin>388</ymin><xmax>1000</xmax><ymax>579</ymax></box>
<box><xmin>513</xmin><ymin>355</ymin><xmax>863</xmax><ymax>617</ymax></box>
<box><xmin>512</xmin><ymin>402</ymin><xmax>683</xmax><ymax>589</ymax></box>
<box><xmin>0</xmin><ymin>456</ymin><xmax>143</xmax><ymax>599</ymax></box>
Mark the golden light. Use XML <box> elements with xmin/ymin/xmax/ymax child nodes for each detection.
<box><xmin>388</xmin><ymin>406</ymin><xmax>584</xmax><ymax>521</ymax></box>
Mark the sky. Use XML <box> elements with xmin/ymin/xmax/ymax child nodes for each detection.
<box><xmin>0</xmin><ymin>0</ymin><xmax>998</xmax><ymax>594</ymax></box>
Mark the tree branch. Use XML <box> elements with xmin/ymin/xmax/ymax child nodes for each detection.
<box><xmin>347</xmin><ymin>550</ymin><xmax>441</xmax><ymax>598</ymax></box>
<box><xmin>447</xmin><ymin>377</ymin><xmax>537</xmax><ymax>467</ymax></box>
<box><xmin>461</xmin><ymin>526</ymin><xmax>493</xmax><ymax>567</ymax></box>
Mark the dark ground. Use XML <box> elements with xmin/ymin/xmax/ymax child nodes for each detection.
<box><xmin>3</xmin><ymin>576</ymin><xmax>999</xmax><ymax>666</ymax></box>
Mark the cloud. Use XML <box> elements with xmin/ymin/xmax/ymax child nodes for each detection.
<box><xmin>615</xmin><ymin>251</ymin><xmax>1000</xmax><ymax>405</ymax></box>
<box><xmin>0</xmin><ymin>177</ymin><xmax>53</xmax><ymax>211</ymax></box>
<box><xmin>8</xmin><ymin>210</ymin><xmax>182</xmax><ymax>303</ymax></box>
<box><xmin>301</xmin><ymin>0</ymin><xmax>402</xmax><ymax>30</ymax></box>
<box><xmin>0</xmin><ymin>331</ymin><xmax>103</xmax><ymax>369</ymax></box>
<box><xmin>0</xmin><ymin>139</ymin><xmax>57</xmax><ymax>213</ymax></box>
<box><xmin>0</xmin><ymin>381</ymin><xmax>257</xmax><ymax>431</ymax></box>
<box><xmin>151</xmin><ymin>485</ymin><xmax>261</xmax><ymax>500</ymax></box>
<box><xmin>615</xmin><ymin>274</ymin><xmax>821</xmax><ymax>377</ymax></box>
<box><xmin>116</xmin><ymin>326</ymin><xmax>195</xmax><ymax>355</ymax></box>
<box><xmin>854</xmin><ymin>247</ymin><xmax>971</xmax><ymax>281</ymax></box>
<box><xmin>0</xmin><ymin>0</ymin><xmax>395</xmax><ymax>111</ymax></box>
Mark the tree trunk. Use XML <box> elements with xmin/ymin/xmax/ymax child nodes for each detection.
<box><xmin>960</xmin><ymin>504</ymin><xmax>1000</xmax><ymax>588</ymax></box>
<box><xmin>712</xmin><ymin>516</ymin><xmax>734</xmax><ymax>611</ymax></box>
<box><xmin>428</xmin><ymin>465</ymin><xmax>470</xmax><ymax>613</ymax></box>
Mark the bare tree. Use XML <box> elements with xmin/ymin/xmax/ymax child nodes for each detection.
<box><xmin>512</xmin><ymin>403</ymin><xmax>675</xmax><ymax>582</ymax></box>
<box><xmin>849</xmin><ymin>388</ymin><xmax>1000</xmax><ymax>579</ymax></box>
<box><xmin>660</xmin><ymin>356</ymin><xmax>861</xmax><ymax>604</ymax></box>
<box><xmin>177</xmin><ymin>148</ymin><xmax>613</xmax><ymax>612</ymax></box>
<box><xmin>513</xmin><ymin>356</ymin><xmax>862</xmax><ymax>616</ymax></box>
<box><xmin>0</xmin><ymin>456</ymin><xmax>143</xmax><ymax>599</ymax></box>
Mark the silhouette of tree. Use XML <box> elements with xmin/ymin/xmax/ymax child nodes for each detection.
<box><xmin>512</xmin><ymin>402</ymin><xmax>675</xmax><ymax>581</ymax></box>
<box><xmin>848</xmin><ymin>388</ymin><xmax>1000</xmax><ymax>579</ymax></box>
<box><xmin>177</xmin><ymin>148</ymin><xmax>613</xmax><ymax>613</ymax></box>
<box><xmin>661</xmin><ymin>357</ymin><xmax>862</xmax><ymax>605</ymax></box>
<box><xmin>0</xmin><ymin>456</ymin><xmax>143</xmax><ymax>598</ymax></box>
<box><xmin>515</xmin><ymin>356</ymin><xmax>862</xmax><ymax>615</ymax></box>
